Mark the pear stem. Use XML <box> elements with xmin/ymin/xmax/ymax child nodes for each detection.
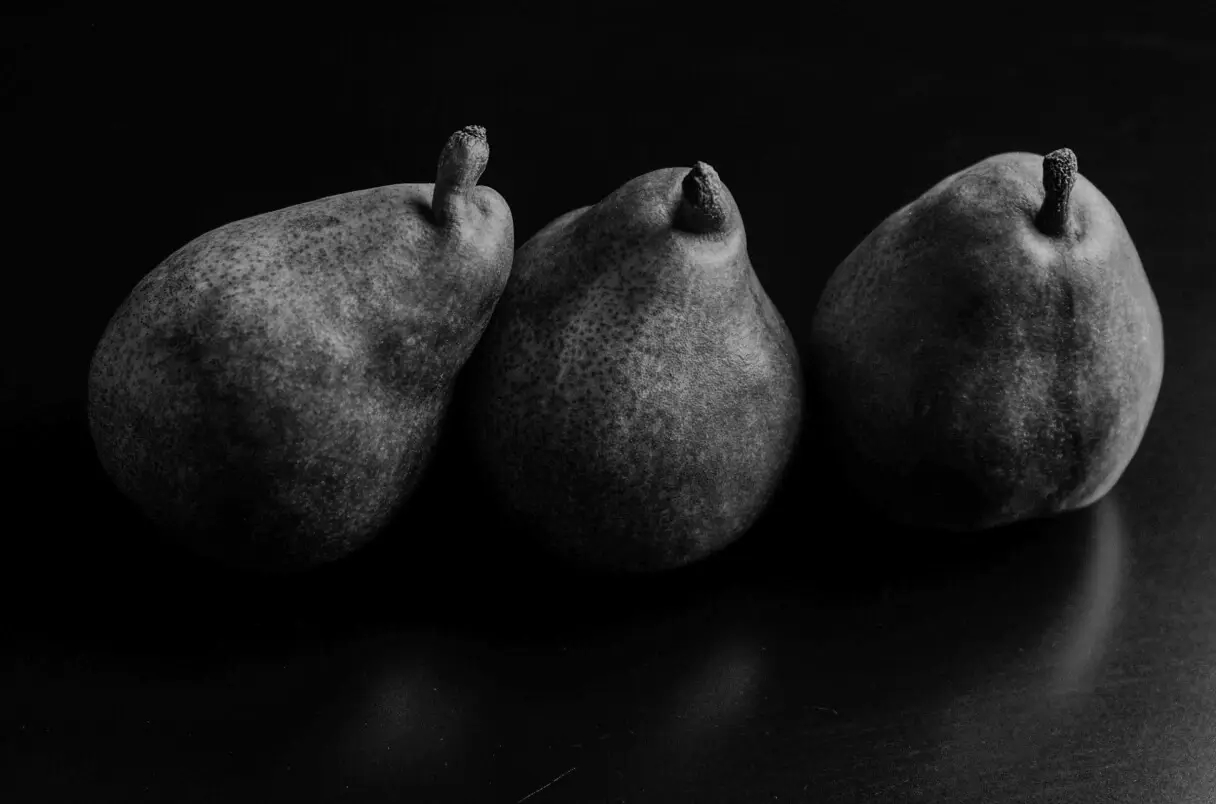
<box><xmin>432</xmin><ymin>125</ymin><xmax>489</xmax><ymax>228</ymax></box>
<box><xmin>1035</xmin><ymin>147</ymin><xmax>1078</xmax><ymax>238</ymax></box>
<box><xmin>675</xmin><ymin>162</ymin><xmax>730</xmax><ymax>235</ymax></box>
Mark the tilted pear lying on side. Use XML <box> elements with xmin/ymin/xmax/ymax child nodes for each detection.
<box><xmin>466</xmin><ymin>162</ymin><xmax>804</xmax><ymax>573</ymax></box>
<box><xmin>87</xmin><ymin>126</ymin><xmax>514</xmax><ymax>571</ymax></box>
<box><xmin>810</xmin><ymin>147</ymin><xmax>1164</xmax><ymax>532</ymax></box>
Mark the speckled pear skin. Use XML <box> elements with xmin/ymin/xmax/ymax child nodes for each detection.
<box><xmin>810</xmin><ymin>149</ymin><xmax>1164</xmax><ymax>532</ymax></box>
<box><xmin>467</xmin><ymin>163</ymin><xmax>804</xmax><ymax>573</ymax></box>
<box><xmin>87</xmin><ymin>126</ymin><xmax>513</xmax><ymax>572</ymax></box>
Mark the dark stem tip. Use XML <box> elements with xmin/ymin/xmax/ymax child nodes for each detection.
<box><xmin>1036</xmin><ymin>147</ymin><xmax>1078</xmax><ymax>237</ymax></box>
<box><xmin>433</xmin><ymin>125</ymin><xmax>490</xmax><ymax>227</ymax></box>
<box><xmin>676</xmin><ymin>161</ymin><xmax>730</xmax><ymax>235</ymax></box>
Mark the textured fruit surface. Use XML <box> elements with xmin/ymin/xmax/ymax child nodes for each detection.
<box><xmin>810</xmin><ymin>150</ymin><xmax>1163</xmax><ymax>532</ymax></box>
<box><xmin>87</xmin><ymin>127</ymin><xmax>514</xmax><ymax>570</ymax></box>
<box><xmin>469</xmin><ymin>163</ymin><xmax>804</xmax><ymax>572</ymax></box>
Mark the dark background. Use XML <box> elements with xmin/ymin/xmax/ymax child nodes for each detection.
<box><xmin>4</xmin><ymin>8</ymin><xmax>1216</xmax><ymax>802</ymax></box>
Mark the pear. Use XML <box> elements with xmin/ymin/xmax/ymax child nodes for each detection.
<box><xmin>466</xmin><ymin>162</ymin><xmax>804</xmax><ymax>573</ymax></box>
<box><xmin>810</xmin><ymin>148</ymin><xmax>1164</xmax><ymax>532</ymax></box>
<box><xmin>86</xmin><ymin>126</ymin><xmax>514</xmax><ymax>571</ymax></box>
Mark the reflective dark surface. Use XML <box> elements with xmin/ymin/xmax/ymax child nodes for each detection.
<box><xmin>5</xmin><ymin>11</ymin><xmax>1216</xmax><ymax>803</ymax></box>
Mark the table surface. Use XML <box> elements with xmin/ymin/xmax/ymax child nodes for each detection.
<box><xmin>5</xmin><ymin>12</ymin><xmax>1216</xmax><ymax>803</ymax></box>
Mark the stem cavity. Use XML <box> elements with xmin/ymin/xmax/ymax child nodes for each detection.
<box><xmin>432</xmin><ymin>125</ymin><xmax>490</xmax><ymax>227</ymax></box>
<box><xmin>1035</xmin><ymin>147</ymin><xmax>1078</xmax><ymax>238</ymax></box>
<box><xmin>675</xmin><ymin>161</ymin><xmax>730</xmax><ymax>235</ymax></box>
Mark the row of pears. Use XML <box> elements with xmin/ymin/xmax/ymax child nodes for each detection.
<box><xmin>86</xmin><ymin>126</ymin><xmax>1164</xmax><ymax>574</ymax></box>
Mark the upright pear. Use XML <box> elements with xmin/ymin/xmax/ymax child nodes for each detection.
<box><xmin>466</xmin><ymin>162</ymin><xmax>804</xmax><ymax>573</ymax></box>
<box><xmin>810</xmin><ymin>148</ymin><xmax>1164</xmax><ymax>532</ymax></box>
<box><xmin>87</xmin><ymin>126</ymin><xmax>514</xmax><ymax>571</ymax></box>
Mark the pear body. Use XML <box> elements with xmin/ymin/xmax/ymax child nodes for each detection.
<box><xmin>88</xmin><ymin>134</ymin><xmax>513</xmax><ymax>571</ymax></box>
<box><xmin>810</xmin><ymin>151</ymin><xmax>1164</xmax><ymax>532</ymax></box>
<box><xmin>467</xmin><ymin>164</ymin><xmax>803</xmax><ymax>572</ymax></box>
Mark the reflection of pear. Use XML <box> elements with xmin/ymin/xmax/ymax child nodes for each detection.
<box><xmin>664</xmin><ymin>636</ymin><xmax>765</xmax><ymax>731</ymax></box>
<box><xmin>1047</xmin><ymin>492</ymin><xmax>1125</xmax><ymax>695</ymax></box>
<box><xmin>326</xmin><ymin>638</ymin><xmax>473</xmax><ymax>789</ymax></box>
<box><xmin>632</xmin><ymin>626</ymin><xmax>767</xmax><ymax>794</ymax></box>
<box><xmin>924</xmin><ymin>494</ymin><xmax>1126</xmax><ymax>795</ymax></box>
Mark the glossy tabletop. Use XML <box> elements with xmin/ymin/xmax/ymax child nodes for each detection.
<box><xmin>5</xmin><ymin>12</ymin><xmax>1216</xmax><ymax>803</ymax></box>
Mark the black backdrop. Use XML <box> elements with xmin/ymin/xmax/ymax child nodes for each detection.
<box><xmin>5</xmin><ymin>9</ymin><xmax>1216</xmax><ymax>803</ymax></box>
